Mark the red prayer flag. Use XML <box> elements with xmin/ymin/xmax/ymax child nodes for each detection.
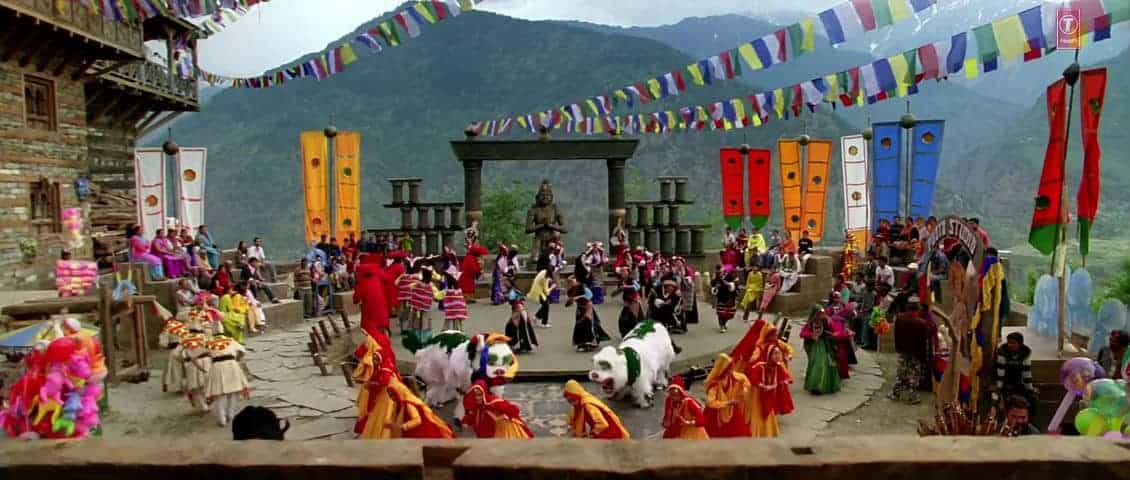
<box><xmin>748</xmin><ymin>148</ymin><xmax>772</xmax><ymax>229</ymax></box>
<box><xmin>852</xmin><ymin>0</ymin><xmax>878</xmax><ymax>30</ymax></box>
<box><xmin>720</xmin><ymin>148</ymin><xmax>745</xmax><ymax>229</ymax></box>
<box><xmin>1077</xmin><ymin>68</ymin><xmax>1107</xmax><ymax>256</ymax></box>
<box><xmin>1029</xmin><ymin>79</ymin><xmax>1068</xmax><ymax>255</ymax></box>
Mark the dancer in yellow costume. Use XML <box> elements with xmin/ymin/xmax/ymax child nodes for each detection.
<box><xmin>352</xmin><ymin>334</ymin><xmax>400</xmax><ymax>439</ymax></box>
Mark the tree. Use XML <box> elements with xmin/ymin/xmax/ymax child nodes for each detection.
<box><xmin>1096</xmin><ymin>258</ymin><xmax>1130</xmax><ymax>307</ymax></box>
<box><xmin>480</xmin><ymin>181</ymin><xmax>533</xmax><ymax>251</ymax></box>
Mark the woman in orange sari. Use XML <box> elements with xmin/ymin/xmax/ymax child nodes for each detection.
<box><xmin>662</xmin><ymin>376</ymin><xmax>709</xmax><ymax>439</ymax></box>
<box><xmin>461</xmin><ymin>381</ymin><xmax>534</xmax><ymax>439</ymax></box>
<box><xmin>352</xmin><ymin>333</ymin><xmax>400</xmax><ymax>439</ymax></box>
<box><xmin>747</xmin><ymin>344</ymin><xmax>795</xmax><ymax>438</ymax></box>
<box><xmin>743</xmin><ymin>325</ymin><xmax>794</xmax><ymax>437</ymax></box>
<box><xmin>563</xmin><ymin>380</ymin><xmax>629</xmax><ymax>439</ymax></box>
<box><xmin>703</xmin><ymin>353</ymin><xmax>751</xmax><ymax>437</ymax></box>
<box><xmin>386</xmin><ymin>380</ymin><xmax>454</xmax><ymax>439</ymax></box>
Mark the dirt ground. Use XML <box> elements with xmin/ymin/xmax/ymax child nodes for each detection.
<box><xmin>820</xmin><ymin>351</ymin><xmax>936</xmax><ymax>437</ymax></box>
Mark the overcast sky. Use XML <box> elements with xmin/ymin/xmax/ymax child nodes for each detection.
<box><xmin>196</xmin><ymin>0</ymin><xmax>842</xmax><ymax>76</ymax></box>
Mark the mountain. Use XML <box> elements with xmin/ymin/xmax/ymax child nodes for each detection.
<box><xmin>159</xmin><ymin>8</ymin><xmax>863</xmax><ymax>258</ymax></box>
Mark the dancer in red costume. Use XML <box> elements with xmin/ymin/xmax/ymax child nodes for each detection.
<box><xmin>662</xmin><ymin>376</ymin><xmax>709</xmax><ymax>439</ymax></box>
<box><xmin>461</xmin><ymin>380</ymin><xmax>534</xmax><ymax>439</ymax></box>
<box><xmin>352</xmin><ymin>333</ymin><xmax>400</xmax><ymax>438</ymax></box>
<box><xmin>460</xmin><ymin>244</ymin><xmax>490</xmax><ymax>301</ymax></box>
<box><xmin>354</xmin><ymin>254</ymin><xmax>395</xmax><ymax>338</ymax></box>
<box><xmin>703</xmin><ymin>353</ymin><xmax>751</xmax><ymax>437</ymax></box>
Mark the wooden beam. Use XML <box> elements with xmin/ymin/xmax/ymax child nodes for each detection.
<box><xmin>0</xmin><ymin>25</ymin><xmax>38</xmax><ymax>62</ymax></box>
<box><xmin>68</xmin><ymin>57</ymin><xmax>99</xmax><ymax>81</ymax></box>
<box><xmin>138</xmin><ymin>111</ymin><xmax>184</xmax><ymax>138</ymax></box>
<box><xmin>135</xmin><ymin>110</ymin><xmax>161</xmax><ymax>132</ymax></box>
<box><xmin>82</xmin><ymin>59</ymin><xmax>128</xmax><ymax>80</ymax></box>
<box><xmin>18</xmin><ymin>33</ymin><xmax>50</xmax><ymax>68</ymax></box>
<box><xmin>113</xmin><ymin>102</ymin><xmax>145</xmax><ymax>129</ymax></box>
<box><xmin>90</xmin><ymin>92</ymin><xmax>126</xmax><ymax>125</ymax></box>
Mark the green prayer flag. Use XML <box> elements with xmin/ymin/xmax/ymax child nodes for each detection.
<box><xmin>973</xmin><ymin>24</ymin><xmax>1000</xmax><ymax>63</ymax></box>
<box><xmin>787</xmin><ymin>23</ymin><xmax>805</xmax><ymax>57</ymax></box>
<box><xmin>871</xmin><ymin>0</ymin><xmax>893</xmax><ymax>27</ymax></box>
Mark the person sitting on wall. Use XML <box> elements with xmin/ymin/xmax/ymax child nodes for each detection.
<box><xmin>245</xmin><ymin>237</ymin><xmax>277</xmax><ymax>283</ymax></box>
<box><xmin>241</xmin><ymin>257</ymin><xmax>279</xmax><ymax>304</ymax></box>
<box><xmin>195</xmin><ymin>225</ymin><xmax>222</xmax><ymax>271</ymax></box>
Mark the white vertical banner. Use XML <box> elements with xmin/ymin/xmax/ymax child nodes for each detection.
<box><xmin>840</xmin><ymin>134</ymin><xmax>871</xmax><ymax>248</ymax></box>
<box><xmin>176</xmin><ymin>148</ymin><xmax>207</xmax><ymax>232</ymax></box>
<box><xmin>133</xmin><ymin>148</ymin><xmax>165</xmax><ymax>240</ymax></box>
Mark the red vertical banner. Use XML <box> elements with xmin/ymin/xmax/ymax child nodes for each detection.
<box><xmin>1028</xmin><ymin>79</ymin><xmax>1068</xmax><ymax>255</ymax></box>
<box><xmin>720</xmin><ymin>148</ymin><xmax>745</xmax><ymax>230</ymax></box>
<box><xmin>748</xmin><ymin>148</ymin><xmax>771</xmax><ymax>229</ymax></box>
<box><xmin>1056</xmin><ymin>7</ymin><xmax>1082</xmax><ymax>49</ymax></box>
<box><xmin>1077</xmin><ymin>68</ymin><xmax>1107</xmax><ymax>257</ymax></box>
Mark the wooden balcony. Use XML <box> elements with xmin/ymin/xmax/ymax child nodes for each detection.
<box><xmin>98</xmin><ymin>60</ymin><xmax>199</xmax><ymax>107</ymax></box>
<box><xmin>0</xmin><ymin>0</ymin><xmax>144</xmax><ymax>60</ymax></box>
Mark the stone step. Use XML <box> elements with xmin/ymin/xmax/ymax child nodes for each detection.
<box><xmin>259</xmin><ymin>299</ymin><xmax>306</xmax><ymax>332</ymax></box>
<box><xmin>332</xmin><ymin>290</ymin><xmax>360</xmax><ymax>316</ymax></box>
<box><xmin>265</xmin><ymin>282</ymin><xmax>291</xmax><ymax>300</ymax></box>
<box><xmin>804</xmin><ymin>254</ymin><xmax>835</xmax><ymax>278</ymax></box>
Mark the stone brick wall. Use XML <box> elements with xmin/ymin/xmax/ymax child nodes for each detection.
<box><xmin>0</xmin><ymin>60</ymin><xmax>88</xmax><ymax>289</ymax></box>
<box><xmin>88</xmin><ymin>123</ymin><xmax>136</xmax><ymax>198</ymax></box>
<box><xmin>0</xmin><ymin>437</ymin><xmax>1127</xmax><ymax>480</ymax></box>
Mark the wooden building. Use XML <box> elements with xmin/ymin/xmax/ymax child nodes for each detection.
<box><xmin>0</xmin><ymin>0</ymin><xmax>202</xmax><ymax>289</ymax></box>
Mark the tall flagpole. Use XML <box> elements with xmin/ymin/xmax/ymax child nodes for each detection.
<box><xmin>899</xmin><ymin>101</ymin><xmax>917</xmax><ymax>220</ymax></box>
<box><xmin>324</xmin><ymin>116</ymin><xmax>338</xmax><ymax>241</ymax></box>
<box><xmin>1056</xmin><ymin>50</ymin><xmax>1082</xmax><ymax>356</ymax></box>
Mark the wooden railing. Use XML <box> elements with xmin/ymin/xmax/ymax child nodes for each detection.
<box><xmin>0</xmin><ymin>0</ymin><xmax>144</xmax><ymax>57</ymax></box>
<box><xmin>99</xmin><ymin>60</ymin><xmax>200</xmax><ymax>105</ymax></box>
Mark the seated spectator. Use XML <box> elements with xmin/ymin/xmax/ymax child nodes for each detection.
<box><xmin>195</xmin><ymin>225</ymin><xmax>221</xmax><ymax>271</ymax></box>
<box><xmin>326</xmin><ymin>237</ymin><xmax>343</xmax><ymax>259</ymax></box>
<box><xmin>1005</xmin><ymin>395</ymin><xmax>1040</xmax><ymax>436</ymax></box>
<box><xmin>1096</xmin><ymin>330</ymin><xmax>1129</xmax><ymax>380</ymax></box>
<box><xmin>305</xmin><ymin>240</ymin><xmax>328</xmax><ymax>269</ymax></box>
<box><xmin>330</xmin><ymin>256</ymin><xmax>349</xmax><ymax>291</ymax></box>
<box><xmin>343</xmin><ymin>233</ymin><xmax>359</xmax><ymax>259</ymax></box>
<box><xmin>211</xmin><ymin>260</ymin><xmax>235</xmax><ymax>296</ymax></box>
<box><xmin>241</xmin><ymin>257</ymin><xmax>279</xmax><ymax>304</ymax></box>
<box><xmin>232</xmin><ymin>406</ymin><xmax>289</xmax><ymax>440</ymax></box>
<box><xmin>246</xmin><ymin>237</ymin><xmax>277</xmax><ymax>282</ymax></box>
<box><xmin>315</xmin><ymin>234</ymin><xmax>331</xmax><ymax>257</ymax></box>
<box><xmin>236</xmin><ymin>240</ymin><xmax>249</xmax><ymax>265</ymax></box>
<box><xmin>311</xmin><ymin>258</ymin><xmax>332</xmax><ymax>314</ymax></box>
<box><xmin>174</xmin><ymin>278</ymin><xmax>199</xmax><ymax>315</ymax></box>
<box><xmin>993</xmin><ymin>332</ymin><xmax>1038</xmax><ymax>417</ymax></box>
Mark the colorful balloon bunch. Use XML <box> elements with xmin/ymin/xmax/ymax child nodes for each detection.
<box><xmin>870</xmin><ymin>307</ymin><xmax>891</xmax><ymax>335</ymax></box>
<box><xmin>0</xmin><ymin>321</ymin><xmax>107</xmax><ymax>439</ymax></box>
<box><xmin>55</xmin><ymin>260</ymin><xmax>98</xmax><ymax>297</ymax></box>
<box><xmin>61</xmin><ymin>207</ymin><xmax>84</xmax><ymax>251</ymax></box>
<box><xmin>1075</xmin><ymin>378</ymin><xmax>1130</xmax><ymax>439</ymax></box>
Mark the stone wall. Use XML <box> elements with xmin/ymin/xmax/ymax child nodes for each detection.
<box><xmin>0</xmin><ymin>437</ymin><xmax>1126</xmax><ymax>480</ymax></box>
<box><xmin>87</xmin><ymin>123</ymin><xmax>136</xmax><ymax>198</ymax></box>
<box><xmin>0</xmin><ymin>60</ymin><xmax>88</xmax><ymax>289</ymax></box>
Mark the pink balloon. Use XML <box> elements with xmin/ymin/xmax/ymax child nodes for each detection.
<box><xmin>1103</xmin><ymin>431</ymin><xmax>1125</xmax><ymax>440</ymax></box>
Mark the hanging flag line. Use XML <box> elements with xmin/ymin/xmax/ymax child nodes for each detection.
<box><xmin>72</xmin><ymin>0</ymin><xmax>269</xmax><ymax>22</ymax></box>
<box><xmin>194</xmin><ymin>0</ymin><xmax>482</xmax><ymax>88</ymax></box>
<box><xmin>470</xmin><ymin>0</ymin><xmax>949</xmax><ymax>132</ymax></box>
<box><xmin>466</xmin><ymin>1</ymin><xmax>1125</xmax><ymax>137</ymax></box>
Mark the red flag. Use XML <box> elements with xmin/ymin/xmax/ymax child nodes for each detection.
<box><xmin>673</xmin><ymin>71</ymin><xmax>687</xmax><ymax>92</ymax></box>
<box><xmin>720</xmin><ymin>148</ymin><xmax>745</xmax><ymax>229</ymax></box>
<box><xmin>1029</xmin><ymin>79</ymin><xmax>1068</xmax><ymax>255</ymax></box>
<box><xmin>748</xmin><ymin>149</ymin><xmax>772</xmax><ymax>229</ymax></box>
<box><xmin>1077</xmin><ymin>68</ymin><xmax>1107</xmax><ymax>256</ymax></box>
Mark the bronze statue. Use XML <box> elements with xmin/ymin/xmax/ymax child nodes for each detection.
<box><xmin>526</xmin><ymin>180</ymin><xmax>567</xmax><ymax>261</ymax></box>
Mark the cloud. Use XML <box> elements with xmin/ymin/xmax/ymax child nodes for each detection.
<box><xmin>194</xmin><ymin>0</ymin><xmax>840</xmax><ymax>75</ymax></box>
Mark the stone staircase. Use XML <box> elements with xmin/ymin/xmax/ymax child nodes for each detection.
<box><xmin>765</xmin><ymin>253</ymin><xmax>837</xmax><ymax>314</ymax></box>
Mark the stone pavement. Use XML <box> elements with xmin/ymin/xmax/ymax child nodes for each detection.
<box><xmin>105</xmin><ymin>310</ymin><xmax>882</xmax><ymax>441</ymax></box>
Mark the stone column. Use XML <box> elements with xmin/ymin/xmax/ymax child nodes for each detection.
<box><xmin>433</xmin><ymin>207</ymin><xmax>446</xmax><ymax>230</ymax></box>
<box><xmin>399</xmin><ymin>207</ymin><xmax>414</xmax><ymax>230</ymax></box>
<box><xmin>607</xmin><ymin>158</ymin><xmax>627</xmax><ymax>239</ymax></box>
<box><xmin>391</xmin><ymin>181</ymin><xmax>405</xmax><ymax>205</ymax></box>
<box><xmin>668</xmin><ymin>204</ymin><xmax>681</xmax><ymax>226</ymax></box>
<box><xmin>690</xmin><ymin>226</ymin><xmax>706</xmax><ymax>256</ymax></box>
<box><xmin>629</xmin><ymin>229</ymin><xmax>643</xmax><ymax>249</ymax></box>
<box><xmin>675</xmin><ymin>177</ymin><xmax>689</xmax><ymax>203</ymax></box>
<box><xmin>652</xmin><ymin>205</ymin><xmax>666</xmax><ymax>226</ymax></box>
<box><xmin>645</xmin><ymin>228</ymin><xmax>659</xmax><ymax>252</ymax></box>
<box><xmin>463</xmin><ymin>160</ymin><xmax>483</xmax><ymax>226</ymax></box>
<box><xmin>448</xmin><ymin>205</ymin><xmax>463</xmax><ymax>229</ymax></box>
<box><xmin>660</xmin><ymin>228</ymin><xmax>674</xmax><ymax>255</ymax></box>
<box><xmin>676</xmin><ymin>227</ymin><xmax>691</xmax><ymax>255</ymax></box>
<box><xmin>413</xmin><ymin>232</ymin><xmax>426</xmax><ymax>256</ymax></box>
<box><xmin>635</xmin><ymin>204</ymin><xmax>649</xmax><ymax>229</ymax></box>
<box><xmin>426</xmin><ymin>232</ymin><xmax>440</xmax><ymax>256</ymax></box>
<box><xmin>659</xmin><ymin>178</ymin><xmax>674</xmax><ymax>203</ymax></box>
<box><xmin>417</xmin><ymin>206</ymin><xmax>431</xmax><ymax>230</ymax></box>
<box><xmin>408</xmin><ymin>180</ymin><xmax>422</xmax><ymax>204</ymax></box>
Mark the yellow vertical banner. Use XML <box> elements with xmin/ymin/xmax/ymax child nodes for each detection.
<box><xmin>802</xmin><ymin>140</ymin><xmax>833</xmax><ymax>242</ymax></box>
<box><xmin>301</xmin><ymin>131</ymin><xmax>329</xmax><ymax>245</ymax></box>
<box><xmin>778</xmin><ymin>139</ymin><xmax>803</xmax><ymax>239</ymax></box>
<box><xmin>335</xmin><ymin>131</ymin><xmax>362</xmax><ymax>241</ymax></box>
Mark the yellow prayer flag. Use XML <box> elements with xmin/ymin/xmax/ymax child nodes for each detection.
<box><xmin>666</xmin><ymin>111</ymin><xmax>678</xmax><ymax>129</ymax></box>
<box><xmin>992</xmin><ymin>15</ymin><xmax>1030</xmax><ymax>59</ymax></box>
<box><xmin>339</xmin><ymin>44</ymin><xmax>358</xmax><ymax>65</ymax></box>
<box><xmin>772</xmin><ymin>88</ymin><xmax>786</xmax><ymax>119</ymax></box>
<box><xmin>751</xmin><ymin>111</ymin><xmax>762</xmax><ymax>127</ymax></box>
<box><xmin>647</xmin><ymin>78</ymin><xmax>662</xmax><ymax>99</ymax></box>
<box><xmin>824</xmin><ymin>74</ymin><xmax>839</xmax><ymax>102</ymax></box>
<box><xmin>731</xmin><ymin>99</ymin><xmax>746</xmax><ymax>127</ymax></box>
<box><xmin>516</xmin><ymin>117</ymin><xmax>528</xmax><ymax>129</ymax></box>
<box><xmin>888</xmin><ymin>54</ymin><xmax>910</xmax><ymax>97</ymax></box>
<box><xmin>594</xmin><ymin>118</ymin><xmax>604</xmax><ymax>133</ymax></box>
<box><xmin>800</xmin><ymin>18</ymin><xmax>816</xmax><ymax>52</ymax></box>
<box><xmin>964</xmin><ymin>58</ymin><xmax>980</xmax><ymax>79</ymax></box>
<box><xmin>687</xmin><ymin>63</ymin><xmax>705</xmax><ymax>86</ymax></box>
<box><xmin>888</xmin><ymin>0</ymin><xmax>910</xmax><ymax>22</ymax></box>
<box><xmin>413</xmin><ymin>2</ymin><xmax>437</xmax><ymax>23</ymax></box>
<box><xmin>585</xmin><ymin>99</ymin><xmax>600</xmax><ymax>116</ymax></box>
<box><xmin>738</xmin><ymin>43</ymin><xmax>764</xmax><ymax>71</ymax></box>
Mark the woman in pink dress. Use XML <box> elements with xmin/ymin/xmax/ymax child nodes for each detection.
<box><xmin>151</xmin><ymin>228</ymin><xmax>189</xmax><ymax>278</ymax></box>
<box><xmin>128</xmin><ymin>224</ymin><xmax>165</xmax><ymax>280</ymax></box>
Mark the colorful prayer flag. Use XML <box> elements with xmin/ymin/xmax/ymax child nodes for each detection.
<box><xmin>853</xmin><ymin>0</ymin><xmax>878</xmax><ymax>31</ymax></box>
<box><xmin>1078</xmin><ymin>68</ymin><xmax>1107</xmax><ymax>257</ymax></box>
<box><xmin>1029</xmin><ymin>79</ymin><xmax>1068</xmax><ymax>255</ymax></box>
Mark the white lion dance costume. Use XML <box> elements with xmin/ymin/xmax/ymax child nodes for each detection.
<box><xmin>588</xmin><ymin>321</ymin><xmax>676</xmax><ymax>408</ymax></box>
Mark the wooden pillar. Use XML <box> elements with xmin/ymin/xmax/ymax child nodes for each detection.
<box><xmin>606</xmin><ymin>158</ymin><xmax>626</xmax><ymax>239</ymax></box>
<box><xmin>462</xmin><ymin>160</ymin><xmax>483</xmax><ymax>225</ymax></box>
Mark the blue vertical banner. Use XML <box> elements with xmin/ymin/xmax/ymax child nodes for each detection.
<box><xmin>871</xmin><ymin>121</ymin><xmax>902</xmax><ymax>228</ymax></box>
<box><xmin>909</xmin><ymin>120</ymin><xmax>945</xmax><ymax>219</ymax></box>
